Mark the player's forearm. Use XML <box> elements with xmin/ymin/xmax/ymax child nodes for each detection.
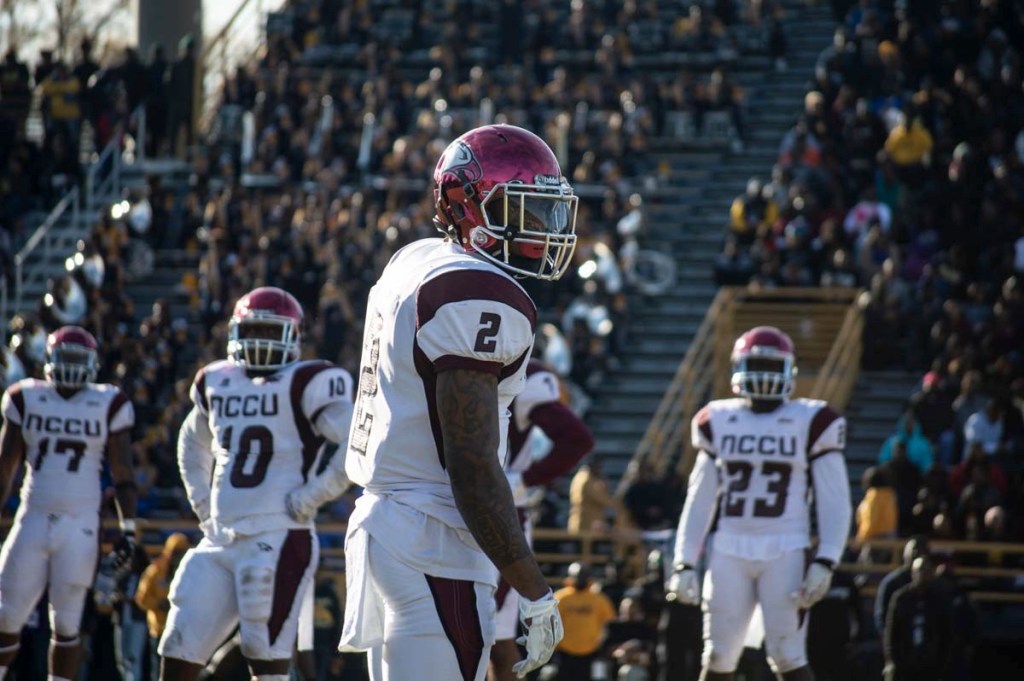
<box><xmin>521</xmin><ymin>402</ymin><xmax>593</xmax><ymax>487</ymax></box>
<box><xmin>673</xmin><ymin>452</ymin><xmax>718</xmax><ymax>566</ymax></box>
<box><xmin>0</xmin><ymin>423</ymin><xmax>24</xmax><ymax>511</ymax></box>
<box><xmin>811</xmin><ymin>452</ymin><xmax>853</xmax><ymax>563</ymax></box>
<box><xmin>114</xmin><ymin>482</ymin><xmax>138</xmax><ymax>521</ymax></box>
<box><xmin>177</xmin><ymin>407</ymin><xmax>214</xmax><ymax>520</ymax></box>
<box><xmin>438</xmin><ymin>369</ymin><xmax>549</xmax><ymax>601</ymax></box>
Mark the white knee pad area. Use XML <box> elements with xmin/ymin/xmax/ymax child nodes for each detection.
<box><xmin>237</xmin><ymin>566</ymin><xmax>275</xmax><ymax>623</ymax></box>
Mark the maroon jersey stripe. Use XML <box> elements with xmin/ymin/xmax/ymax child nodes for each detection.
<box><xmin>290</xmin><ymin>361</ymin><xmax>334</xmax><ymax>480</ymax></box>
<box><xmin>416</xmin><ymin>269</ymin><xmax>537</xmax><ymax>331</ymax></box>
<box><xmin>413</xmin><ymin>342</ymin><xmax>446</xmax><ymax>469</ymax></box>
<box><xmin>433</xmin><ymin>355</ymin><xmax>502</xmax><ymax>375</ymax></box>
<box><xmin>107</xmin><ymin>389</ymin><xmax>131</xmax><ymax>432</ymax></box>
<box><xmin>807</xmin><ymin>405</ymin><xmax>841</xmax><ymax>457</ymax></box>
<box><xmin>5</xmin><ymin>383</ymin><xmax>25</xmax><ymax>423</ymax></box>
<box><xmin>193</xmin><ymin>367</ymin><xmax>209</xmax><ymax>412</ymax></box>
<box><xmin>425</xmin><ymin>574</ymin><xmax>485</xmax><ymax>681</ymax></box>
<box><xmin>268</xmin><ymin>529</ymin><xmax>314</xmax><ymax>645</ymax></box>
<box><xmin>695</xmin><ymin>405</ymin><xmax>713</xmax><ymax>453</ymax></box>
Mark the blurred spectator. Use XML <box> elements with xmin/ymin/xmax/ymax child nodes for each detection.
<box><xmin>962</xmin><ymin>398</ymin><xmax>1007</xmax><ymax>459</ymax></box>
<box><xmin>878</xmin><ymin>411</ymin><xmax>934</xmax><ymax>473</ymax></box>
<box><xmin>38</xmin><ymin>60</ymin><xmax>82</xmax><ymax>158</ymax></box>
<box><xmin>935</xmin><ymin>564</ymin><xmax>978</xmax><ymax>681</ymax></box>
<box><xmin>883</xmin><ymin>555</ymin><xmax>953</xmax><ymax>681</ymax></box>
<box><xmin>875</xmin><ymin>539</ymin><xmax>933</xmax><ymax>638</ymax></box>
<box><xmin>166</xmin><ymin>35</ymin><xmax>196</xmax><ymax>156</ymax></box>
<box><xmin>856</xmin><ymin>466</ymin><xmax>898</xmax><ymax>561</ymax></box>
<box><xmin>879</xmin><ymin>439</ymin><xmax>923</xmax><ymax>537</ymax></box>
<box><xmin>135</xmin><ymin>532</ymin><xmax>190</xmax><ymax>675</ymax></box>
<box><xmin>620</xmin><ymin>462</ymin><xmax>676</xmax><ymax>531</ymax></box>
<box><xmin>729</xmin><ymin>178</ymin><xmax>778</xmax><ymax>245</ymax></box>
<box><xmin>0</xmin><ymin>49</ymin><xmax>32</xmax><ymax>130</ymax></box>
<box><xmin>554</xmin><ymin>562</ymin><xmax>617</xmax><ymax>681</ymax></box>
<box><xmin>310</xmin><ymin>565</ymin><xmax>344</xmax><ymax>681</ymax></box>
<box><xmin>114</xmin><ymin>543</ymin><xmax>152</xmax><ymax>681</ymax></box>
<box><xmin>568</xmin><ymin>458</ymin><xmax>621</xmax><ymax>534</ymax></box>
<box><xmin>908</xmin><ymin>370</ymin><xmax>955</xmax><ymax>462</ymax></box>
<box><xmin>604</xmin><ymin>593</ymin><xmax>656</xmax><ymax>681</ymax></box>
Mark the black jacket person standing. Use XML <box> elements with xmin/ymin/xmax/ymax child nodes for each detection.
<box><xmin>883</xmin><ymin>555</ymin><xmax>953</xmax><ymax>681</ymax></box>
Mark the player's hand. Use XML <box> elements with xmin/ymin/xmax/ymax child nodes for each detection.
<box><xmin>666</xmin><ymin>565</ymin><xmax>700</xmax><ymax>605</ymax></box>
<box><xmin>199</xmin><ymin>517</ymin><xmax>235</xmax><ymax>545</ymax></box>
<box><xmin>513</xmin><ymin>590</ymin><xmax>563</xmax><ymax>678</ymax></box>
<box><xmin>285</xmin><ymin>488</ymin><xmax>316</xmax><ymax>524</ymax></box>
<box><xmin>792</xmin><ymin>559</ymin><xmax>833</xmax><ymax>609</ymax></box>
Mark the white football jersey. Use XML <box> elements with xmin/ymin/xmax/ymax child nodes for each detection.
<box><xmin>1</xmin><ymin>378</ymin><xmax>134</xmax><ymax>515</ymax></box>
<box><xmin>191</xmin><ymin>358</ymin><xmax>353</xmax><ymax>535</ymax></box>
<box><xmin>506</xmin><ymin>360</ymin><xmax>561</xmax><ymax>475</ymax></box>
<box><xmin>345</xmin><ymin>238</ymin><xmax>536</xmax><ymax>530</ymax></box>
<box><xmin>692</xmin><ymin>397</ymin><xmax>845</xmax><ymax>551</ymax></box>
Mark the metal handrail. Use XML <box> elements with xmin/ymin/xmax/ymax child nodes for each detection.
<box><xmin>7</xmin><ymin>104</ymin><xmax>146</xmax><ymax>322</ymax></box>
<box><xmin>622</xmin><ymin>288</ymin><xmax>733</xmax><ymax>492</ymax></box>
<box><xmin>13</xmin><ymin>186</ymin><xmax>80</xmax><ymax>313</ymax></box>
<box><xmin>810</xmin><ymin>294</ymin><xmax>865</xmax><ymax>411</ymax></box>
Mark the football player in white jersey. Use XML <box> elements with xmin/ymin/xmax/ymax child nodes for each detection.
<box><xmin>490</xmin><ymin>359</ymin><xmax>593</xmax><ymax>681</ymax></box>
<box><xmin>161</xmin><ymin>287</ymin><xmax>354</xmax><ymax>681</ymax></box>
<box><xmin>340</xmin><ymin>124</ymin><xmax>577</xmax><ymax>681</ymax></box>
<box><xmin>0</xmin><ymin>325</ymin><xmax>137</xmax><ymax>681</ymax></box>
<box><xmin>668</xmin><ymin>326</ymin><xmax>852</xmax><ymax>681</ymax></box>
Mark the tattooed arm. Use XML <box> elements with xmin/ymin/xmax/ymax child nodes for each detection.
<box><xmin>437</xmin><ymin>368</ymin><xmax>550</xmax><ymax>601</ymax></box>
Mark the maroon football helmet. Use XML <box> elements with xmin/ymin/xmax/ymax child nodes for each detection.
<box><xmin>730</xmin><ymin>326</ymin><xmax>797</xmax><ymax>400</ymax></box>
<box><xmin>228</xmin><ymin>287</ymin><xmax>303</xmax><ymax>369</ymax></box>
<box><xmin>433</xmin><ymin>124</ymin><xmax>578</xmax><ymax>280</ymax></box>
<box><xmin>44</xmin><ymin>326</ymin><xmax>99</xmax><ymax>388</ymax></box>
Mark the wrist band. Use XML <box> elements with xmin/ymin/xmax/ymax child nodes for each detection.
<box><xmin>673</xmin><ymin>562</ymin><xmax>694</xmax><ymax>573</ymax></box>
<box><xmin>120</xmin><ymin>518</ymin><xmax>137</xmax><ymax>534</ymax></box>
<box><xmin>812</xmin><ymin>557</ymin><xmax>835</xmax><ymax>571</ymax></box>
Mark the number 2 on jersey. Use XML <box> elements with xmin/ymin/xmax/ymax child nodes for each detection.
<box><xmin>220</xmin><ymin>425</ymin><xmax>274</xmax><ymax>488</ymax></box>
<box><xmin>723</xmin><ymin>460</ymin><xmax>791</xmax><ymax>518</ymax></box>
<box><xmin>34</xmin><ymin>437</ymin><xmax>87</xmax><ymax>472</ymax></box>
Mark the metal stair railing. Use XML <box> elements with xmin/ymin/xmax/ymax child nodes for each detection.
<box><xmin>4</xmin><ymin>105</ymin><xmax>146</xmax><ymax>323</ymax></box>
<box><xmin>10</xmin><ymin>186</ymin><xmax>81</xmax><ymax>319</ymax></box>
<box><xmin>621</xmin><ymin>288</ymin><xmax>733</xmax><ymax>491</ymax></box>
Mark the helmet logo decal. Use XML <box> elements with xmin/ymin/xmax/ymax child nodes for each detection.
<box><xmin>534</xmin><ymin>174</ymin><xmax>561</xmax><ymax>186</ymax></box>
<box><xmin>440</xmin><ymin>141</ymin><xmax>483</xmax><ymax>182</ymax></box>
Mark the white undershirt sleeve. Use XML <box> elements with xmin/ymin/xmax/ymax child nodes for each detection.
<box><xmin>811</xmin><ymin>451</ymin><xmax>853</xmax><ymax>564</ymax></box>
<box><xmin>288</xmin><ymin>402</ymin><xmax>355</xmax><ymax>512</ymax></box>
<box><xmin>673</xmin><ymin>451</ymin><xmax>720</xmax><ymax>567</ymax></box>
<box><xmin>177</xmin><ymin>406</ymin><xmax>214</xmax><ymax>523</ymax></box>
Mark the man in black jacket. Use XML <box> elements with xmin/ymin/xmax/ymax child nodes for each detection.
<box><xmin>883</xmin><ymin>555</ymin><xmax>954</xmax><ymax>681</ymax></box>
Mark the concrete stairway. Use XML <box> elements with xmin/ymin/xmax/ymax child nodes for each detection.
<box><xmin>585</xmin><ymin>2</ymin><xmax>838</xmax><ymax>483</ymax></box>
<box><xmin>843</xmin><ymin>370</ymin><xmax>921</xmax><ymax>502</ymax></box>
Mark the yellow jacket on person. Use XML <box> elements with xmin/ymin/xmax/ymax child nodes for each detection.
<box><xmin>554</xmin><ymin>585</ymin><xmax>616</xmax><ymax>656</ymax></box>
<box><xmin>134</xmin><ymin>533</ymin><xmax>190</xmax><ymax>638</ymax></box>
<box><xmin>856</xmin><ymin>486</ymin><xmax>898</xmax><ymax>542</ymax></box>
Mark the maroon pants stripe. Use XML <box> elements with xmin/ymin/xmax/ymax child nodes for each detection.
<box><xmin>268</xmin><ymin>529</ymin><xmax>313</xmax><ymax>645</ymax></box>
<box><xmin>425</xmin><ymin>574</ymin><xmax>484</xmax><ymax>681</ymax></box>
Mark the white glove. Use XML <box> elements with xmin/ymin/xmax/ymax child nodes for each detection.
<box><xmin>513</xmin><ymin>590</ymin><xmax>563</xmax><ymax>678</ymax></box>
<box><xmin>285</xmin><ymin>488</ymin><xmax>317</xmax><ymax>524</ymax></box>
<box><xmin>666</xmin><ymin>566</ymin><xmax>701</xmax><ymax>605</ymax></box>
<box><xmin>199</xmin><ymin>517</ymin><xmax>235</xmax><ymax>546</ymax></box>
<box><xmin>791</xmin><ymin>560</ymin><xmax>833</xmax><ymax>609</ymax></box>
